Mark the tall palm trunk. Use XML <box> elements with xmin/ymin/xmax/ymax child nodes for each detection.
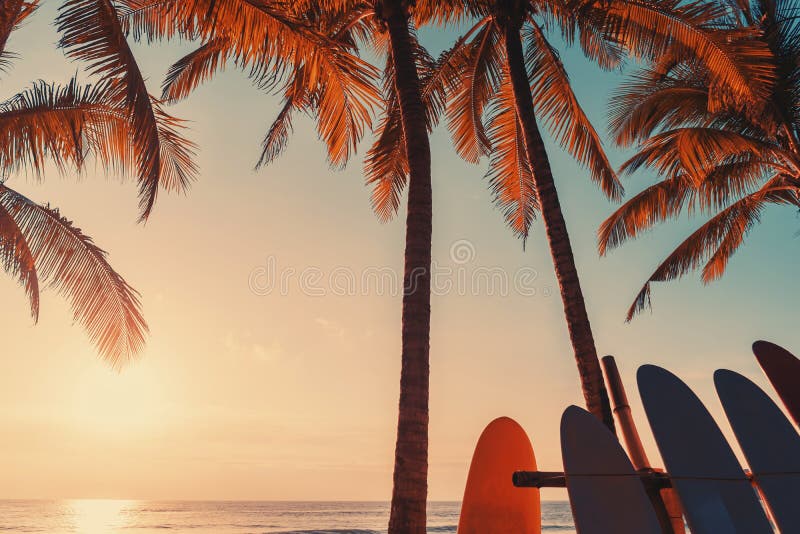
<box><xmin>382</xmin><ymin>2</ymin><xmax>433</xmax><ymax>533</ymax></box>
<box><xmin>502</xmin><ymin>21</ymin><xmax>615</xmax><ymax>432</ymax></box>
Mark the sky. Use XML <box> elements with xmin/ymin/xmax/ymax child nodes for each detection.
<box><xmin>0</xmin><ymin>3</ymin><xmax>799</xmax><ymax>502</ymax></box>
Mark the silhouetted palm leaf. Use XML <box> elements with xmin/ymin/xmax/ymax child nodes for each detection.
<box><xmin>0</xmin><ymin>184</ymin><xmax>147</xmax><ymax>366</ymax></box>
<box><xmin>0</xmin><ymin>78</ymin><xmax>129</xmax><ymax>176</ymax></box>
<box><xmin>57</xmin><ymin>0</ymin><xmax>197</xmax><ymax>220</ymax></box>
<box><xmin>0</xmin><ymin>199</ymin><xmax>39</xmax><ymax>318</ymax></box>
<box><xmin>0</xmin><ymin>0</ymin><xmax>38</xmax><ymax>65</ymax></box>
<box><xmin>525</xmin><ymin>22</ymin><xmax>622</xmax><ymax>199</ymax></box>
<box><xmin>161</xmin><ymin>36</ymin><xmax>232</xmax><ymax>102</ymax></box>
<box><xmin>625</xmin><ymin>176</ymin><xmax>799</xmax><ymax>320</ymax></box>
<box><xmin>598</xmin><ymin>0</ymin><xmax>774</xmax><ymax>106</ymax></box>
<box><xmin>125</xmin><ymin>0</ymin><xmax>379</xmax><ymax>169</ymax></box>
<box><xmin>484</xmin><ymin>64</ymin><xmax>537</xmax><ymax>239</ymax></box>
<box><xmin>602</xmin><ymin>0</ymin><xmax>800</xmax><ymax>319</ymax></box>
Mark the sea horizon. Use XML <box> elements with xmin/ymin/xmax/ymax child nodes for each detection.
<box><xmin>0</xmin><ymin>499</ymin><xmax>576</xmax><ymax>533</ymax></box>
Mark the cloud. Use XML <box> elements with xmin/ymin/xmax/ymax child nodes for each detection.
<box><xmin>223</xmin><ymin>331</ymin><xmax>284</xmax><ymax>362</ymax></box>
<box><xmin>314</xmin><ymin>317</ymin><xmax>345</xmax><ymax>338</ymax></box>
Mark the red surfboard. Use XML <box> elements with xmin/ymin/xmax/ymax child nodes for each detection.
<box><xmin>457</xmin><ymin>417</ymin><xmax>541</xmax><ymax>533</ymax></box>
<box><xmin>752</xmin><ymin>340</ymin><xmax>800</xmax><ymax>426</ymax></box>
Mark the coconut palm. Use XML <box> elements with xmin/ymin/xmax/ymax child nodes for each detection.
<box><xmin>599</xmin><ymin>0</ymin><xmax>795</xmax><ymax>319</ymax></box>
<box><xmin>118</xmin><ymin>1</ymin><xmax>441</xmax><ymax>530</ymax></box>
<box><xmin>400</xmin><ymin>0</ymin><xmax>773</xmax><ymax>431</ymax></box>
<box><xmin>0</xmin><ymin>0</ymin><xmax>197</xmax><ymax>365</ymax></box>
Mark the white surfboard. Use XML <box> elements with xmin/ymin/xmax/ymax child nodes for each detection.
<box><xmin>715</xmin><ymin>369</ymin><xmax>800</xmax><ymax>533</ymax></box>
<box><xmin>561</xmin><ymin>405</ymin><xmax>661</xmax><ymax>534</ymax></box>
<box><xmin>638</xmin><ymin>365</ymin><xmax>772</xmax><ymax>534</ymax></box>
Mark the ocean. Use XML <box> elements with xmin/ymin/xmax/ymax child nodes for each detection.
<box><xmin>0</xmin><ymin>500</ymin><xmax>576</xmax><ymax>533</ymax></box>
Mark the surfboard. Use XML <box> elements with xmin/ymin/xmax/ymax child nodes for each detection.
<box><xmin>560</xmin><ymin>405</ymin><xmax>661</xmax><ymax>534</ymax></box>
<box><xmin>457</xmin><ymin>416</ymin><xmax>540</xmax><ymax>533</ymax></box>
<box><xmin>637</xmin><ymin>365</ymin><xmax>772</xmax><ymax>534</ymax></box>
<box><xmin>752</xmin><ymin>340</ymin><xmax>800</xmax><ymax>426</ymax></box>
<box><xmin>715</xmin><ymin>369</ymin><xmax>800</xmax><ymax>533</ymax></box>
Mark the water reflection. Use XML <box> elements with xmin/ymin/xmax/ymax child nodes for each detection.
<box><xmin>67</xmin><ymin>499</ymin><xmax>133</xmax><ymax>532</ymax></box>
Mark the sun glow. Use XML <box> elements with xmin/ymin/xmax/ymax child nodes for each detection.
<box><xmin>67</xmin><ymin>360</ymin><xmax>169</xmax><ymax>437</ymax></box>
<box><xmin>66</xmin><ymin>499</ymin><xmax>133</xmax><ymax>532</ymax></box>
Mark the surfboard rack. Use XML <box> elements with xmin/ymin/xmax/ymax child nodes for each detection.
<box><xmin>512</xmin><ymin>469</ymin><xmax>673</xmax><ymax>489</ymax></box>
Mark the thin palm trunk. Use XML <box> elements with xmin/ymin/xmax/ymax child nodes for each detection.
<box><xmin>383</xmin><ymin>2</ymin><xmax>433</xmax><ymax>533</ymax></box>
<box><xmin>503</xmin><ymin>22</ymin><xmax>615</xmax><ymax>432</ymax></box>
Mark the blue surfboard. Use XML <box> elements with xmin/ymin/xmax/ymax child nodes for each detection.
<box><xmin>715</xmin><ymin>369</ymin><xmax>800</xmax><ymax>533</ymax></box>
<box><xmin>638</xmin><ymin>365</ymin><xmax>771</xmax><ymax>534</ymax></box>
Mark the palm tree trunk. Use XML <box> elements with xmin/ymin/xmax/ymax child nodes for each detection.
<box><xmin>503</xmin><ymin>23</ymin><xmax>615</xmax><ymax>432</ymax></box>
<box><xmin>382</xmin><ymin>2</ymin><xmax>433</xmax><ymax>533</ymax></box>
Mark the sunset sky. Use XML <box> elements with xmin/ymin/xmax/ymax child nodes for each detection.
<box><xmin>1</xmin><ymin>3</ymin><xmax>798</xmax><ymax>502</ymax></box>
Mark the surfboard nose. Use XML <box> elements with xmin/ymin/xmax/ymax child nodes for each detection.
<box><xmin>457</xmin><ymin>416</ymin><xmax>540</xmax><ymax>534</ymax></box>
<box><xmin>713</xmin><ymin>369</ymin><xmax>751</xmax><ymax>397</ymax></box>
<box><xmin>636</xmin><ymin>363</ymin><xmax>673</xmax><ymax>387</ymax></box>
<box><xmin>752</xmin><ymin>339</ymin><xmax>784</xmax><ymax>357</ymax></box>
<box><xmin>560</xmin><ymin>406</ymin><xmax>594</xmax><ymax>467</ymax></box>
<box><xmin>560</xmin><ymin>405</ymin><xmax>616</xmax><ymax>473</ymax></box>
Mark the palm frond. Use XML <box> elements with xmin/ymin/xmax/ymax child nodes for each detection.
<box><xmin>601</xmin><ymin>0</ymin><xmax>774</xmax><ymax>105</ymax></box>
<box><xmin>0</xmin><ymin>0</ymin><xmax>38</xmax><ymax>60</ymax></box>
<box><xmin>309</xmin><ymin>39</ymin><xmax>379</xmax><ymax>168</ymax></box>
<box><xmin>625</xmin><ymin>175</ymin><xmax>797</xmax><ymax>320</ymax></box>
<box><xmin>256</xmin><ymin>98</ymin><xmax>299</xmax><ymax>170</ymax></box>
<box><xmin>619</xmin><ymin>127</ymin><xmax>784</xmax><ymax>184</ymax></box>
<box><xmin>0</xmin><ymin>184</ymin><xmax>147</xmax><ymax>366</ymax></box>
<box><xmin>0</xmin><ymin>199</ymin><xmax>39</xmax><ymax>319</ymax></box>
<box><xmin>552</xmin><ymin>3</ymin><xmax>626</xmax><ymax>70</ymax></box>
<box><xmin>57</xmin><ymin>0</ymin><xmax>196</xmax><ymax>220</ymax></box>
<box><xmin>154</xmin><ymin>104</ymin><xmax>197</xmax><ymax>194</ymax></box>
<box><xmin>0</xmin><ymin>78</ymin><xmax>121</xmax><ymax>177</ymax></box>
<box><xmin>162</xmin><ymin>36</ymin><xmax>232</xmax><ymax>102</ymax></box>
<box><xmin>364</xmin><ymin>30</ymin><xmax>464</xmax><ymax>222</ymax></box>
<box><xmin>598</xmin><ymin>174</ymin><xmax>696</xmax><ymax>255</ymax></box>
<box><xmin>365</xmin><ymin>80</ymin><xmax>407</xmax><ymax>223</ymax></box>
<box><xmin>609</xmin><ymin>61</ymin><xmax>711</xmax><ymax>146</ymax></box>
<box><xmin>445</xmin><ymin>20</ymin><xmax>502</xmax><ymax>164</ymax></box>
<box><xmin>125</xmin><ymin>0</ymin><xmax>380</xmax><ymax>168</ymax></box>
<box><xmin>484</xmin><ymin>64</ymin><xmax>537</xmax><ymax>239</ymax></box>
<box><xmin>525</xmin><ymin>21</ymin><xmax>623</xmax><ymax>200</ymax></box>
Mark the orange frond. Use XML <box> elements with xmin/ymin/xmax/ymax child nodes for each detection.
<box><xmin>0</xmin><ymin>200</ymin><xmax>38</xmax><ymax>319</ymax></box>
<box><xmin>484</xmin><ymin>65</ymin><xmax>538</xmax><ymax>239</ymax></box>
<box><xmin>445</xmin><ymin>20</ymin><xmax>502</xmax><ymax>164</ymax></box>
<box><xmin>162</xmin><ymin>37</ymin><xmax>232</xmax><ymax>102</ymax></box>
<box><xmin>525</xmin><ymin>22</ymin><xmax>623</xmax><ymax>200</ymax></box>
<box><xmin>57</xmin><ymin>0</ymin><xmax>197</xmax><ymax>221</ymax></box>
<box><xmin>0</xmin><ymin>184</ymin><xmax>147</xmax><ymax>366</ymax></box>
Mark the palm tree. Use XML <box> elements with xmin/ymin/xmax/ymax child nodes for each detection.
<box><xmin>411</xmin><ymin>0</ymin><xmax>773</xmax><ymax>430</ymax></box>
<box><xmin>119</xmin><ymin>1</ymin><xmax>439</xmax><ymax>530</ymax></box>
<box><xmin>599</xmin><ymin>0</ymin><xmax>793</xmax><ymax>320</ymax></box>
<box><xmin>0</xmin><ymin>0</ymin><xmax>197</xmax><ymax>364</ymax></box>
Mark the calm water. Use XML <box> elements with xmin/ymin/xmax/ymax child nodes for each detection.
<box><xmin>0</xmin><ymin>500</ymin><xmax>576</xmax><ymax>533</ymax></box>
